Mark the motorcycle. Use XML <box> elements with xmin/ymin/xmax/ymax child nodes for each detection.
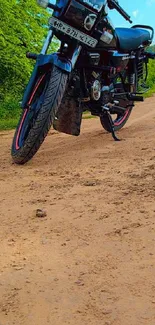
<box><xmin>11</xmin><ymin>0</ymin><xmax>155</xmax><ymax>164</ymax></box>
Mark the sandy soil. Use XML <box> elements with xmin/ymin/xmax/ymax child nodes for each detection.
<box><xmin>0</xmin><ymin>97</ymin><xmax>155</xmax><ymax>325</ymax></box>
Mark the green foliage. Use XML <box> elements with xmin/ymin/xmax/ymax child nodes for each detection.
<box><xmin>0</xmin><ymin>96</ymin><xmax>20</xmax><ymax>119</ymax></box>
<box><xmin>0</xmin><ymin>118</ymin><xmax>19</xmax><ymax>130</ymax></box>
<box><xmin>0</xmin><ymin>0</ymin><xmax>51</xmax><ymax>98</ymax></box>
<box><xmin>145</xmin><ymin>45</ymin><xmax>155</xmax><ymax>96</ymax></box>
<box><xmin>0</xmin><ymin>95</ymin><xmax>20</xmax><ymax>130</ymax></box>
<box><xmin>147</xmin><ymin>60</ymin><xmax>155</xmax><ymax>88</ymax></box>
<box><xmin>0</xmin><ymin>0</ymin><xmax>59</xmax><ymax>128</ymax></box>
<box><xmin>148</xmin><ymin>44</ymin><xmax>155</xmax><ymax>53</ymax></box>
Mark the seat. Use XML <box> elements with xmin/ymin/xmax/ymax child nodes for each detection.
<box><xmin>115</xmin><ymin>28</ymin><xmax>151</xmax><ymax>51</ymax></box>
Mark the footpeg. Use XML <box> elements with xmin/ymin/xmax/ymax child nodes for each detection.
<box><xmin>110</xmin><ymin>105</ymin><xmax>126</xmax><ymax>114</ymax></box>
<box><xmin>127</xmin><ymin>94</ymin><xmax>144</xmax><ymax>101</ymax></box>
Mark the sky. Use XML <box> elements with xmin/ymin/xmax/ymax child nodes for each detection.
<box><xmin>110</xmin><ymin>0</ymin><xmax>155</xmax><ymax>42</ymax></box>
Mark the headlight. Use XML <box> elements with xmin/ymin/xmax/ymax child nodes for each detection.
<box><xmin>37</xmin><ymin>0</ymin><xmax>49</xmax><ymax>8</ymax></box>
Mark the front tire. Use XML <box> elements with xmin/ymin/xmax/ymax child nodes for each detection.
<box><xmin>11</xmin><ymin>66</ymin><xmax>68</xmax><ymax>164</ymax></box>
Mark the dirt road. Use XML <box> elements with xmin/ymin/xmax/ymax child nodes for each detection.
<box><xmin>0</xmin><ymin>97</ymin><xmax>155</xmax><ymax>325</ymax></box>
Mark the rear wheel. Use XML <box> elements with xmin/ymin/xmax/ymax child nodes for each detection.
<box><xmin>11</xmin><ymin>66</ymin><xmax>68</xmax><ymax>164</ymax></box>
<box><xmin>100</xmin><ymin>83</ymin><xmax>134</xmax><ymax>132</ymax></box>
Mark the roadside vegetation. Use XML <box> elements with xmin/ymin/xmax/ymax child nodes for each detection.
<box><xmin>0</xmin><ymin>0</ymin><xmax>155</xmax><ymax>130</ymax></box>
<box><xmin>0</xmin><ymin>0</ymin><xmax>56</xmax><ymax>129</ymax></box>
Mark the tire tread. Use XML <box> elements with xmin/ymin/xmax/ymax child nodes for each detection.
<box><xmin>12</xmin><ymin>66</ymin><xmax>68</xmax><ymax>164</ymax></box>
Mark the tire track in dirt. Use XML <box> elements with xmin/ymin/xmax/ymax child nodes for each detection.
<box><xmin>0</xmin><ymin>97</ymin><xmax>155</xmax><ymax>325</ymax></box>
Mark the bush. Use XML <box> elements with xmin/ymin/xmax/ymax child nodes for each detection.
<box><xmin>0</xmin><ymin>96</ymin><xmax>20</xmax><ymax>120</ymax></box>
<box><xmin>0</xmin><ymin>0</ymin><xmax>58</xmax><ymax>128</ymax></box>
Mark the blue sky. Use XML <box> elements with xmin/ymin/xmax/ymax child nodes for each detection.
<box><xmin>110</xmin><ymin>0</ymin><xmax>155</xmax><ymax>42</ymax></box>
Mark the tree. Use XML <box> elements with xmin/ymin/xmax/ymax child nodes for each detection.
<box><xmin>148</xmin><ymin>44</ymin><xmax>155</xmax><ymax>53</ymax></box>
<box><xmin>0</xmin><ymin>0</ymin><xmax>52</xmax><ymax>100</ymax></box>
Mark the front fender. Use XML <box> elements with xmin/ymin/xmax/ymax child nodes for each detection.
<box><xmin>37</xmin><ymin>53</ymin><xmax>72</xmax><ymax>72</ymax></box>
<box><xmin>22</xmin><ymin>47</ymin><xmax>81</xmax><ymax>108</ymax></box>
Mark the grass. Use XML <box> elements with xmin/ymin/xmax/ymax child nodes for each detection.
<box><xmin>143</xmin><ymin>87</ymin><xmax>155</xmax><ymax>98</ymax></box>
<box><xmin>0</xmin><ymin>97</ymin><xmax>20</xmax><ymax>130</ymax></box>
<box><xmin>0</xmin><ymin>118</ymin><xmax>19</xmax><ymax>130</ymax></box>
<box><xmin>83</xmin><ymin>111</ymin><xmax>96</xmax><ymax>119</ymax></box>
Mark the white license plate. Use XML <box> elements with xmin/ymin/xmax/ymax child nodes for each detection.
<box><xmin>49</xmin><ymin>17</ymin><xmax>98</xmax><ymax>48</ymax></box>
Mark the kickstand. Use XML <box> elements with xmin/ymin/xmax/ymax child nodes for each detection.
<box><xmin>101</xmin><ymin>110</ymin><xmax>121</xmax><ymax>142</ymax></box>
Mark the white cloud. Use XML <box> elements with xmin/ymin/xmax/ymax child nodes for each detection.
<box><xmin>133</xmin><ymin>10</ymin><xmax>139</xmax><ymax>18</ymax></box>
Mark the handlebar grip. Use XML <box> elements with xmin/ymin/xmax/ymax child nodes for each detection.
<box><xmin>26</xmin><ymin>52</ymin><xmax>38</xmax><ymax>60</ymax></box>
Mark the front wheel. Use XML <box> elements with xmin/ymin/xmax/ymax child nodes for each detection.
<box><xmin>11</xmin><ymin>66</ymin><xmax>68</xmax><ymax>164</ymax></box>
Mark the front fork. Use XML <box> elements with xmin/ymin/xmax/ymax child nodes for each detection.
<box><xmin>40</xmin><ymin>30</ymin><xmax>53</xmax><ymax>55</ymax></box>
<box><xmin>22</xmin><ymin>29</ymin><xmax>81</xmax><ymax>108</ymax></box>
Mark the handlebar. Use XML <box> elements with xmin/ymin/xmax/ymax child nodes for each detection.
<box><xmin>108</xmin><ymin>0</ymin><xmax>132</xmax><ymax>24</ymax></box>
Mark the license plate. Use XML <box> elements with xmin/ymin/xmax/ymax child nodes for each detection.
<box><xmin>49</xmin><ymin>17</ymin><xmax>98</xmax><ymax>48</ymax></box>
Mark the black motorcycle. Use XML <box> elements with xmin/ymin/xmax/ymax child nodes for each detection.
<box><xmin>11</xmin><ymin>0</ymin><xmax>155</xmax><ymax>164</ymax></box>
